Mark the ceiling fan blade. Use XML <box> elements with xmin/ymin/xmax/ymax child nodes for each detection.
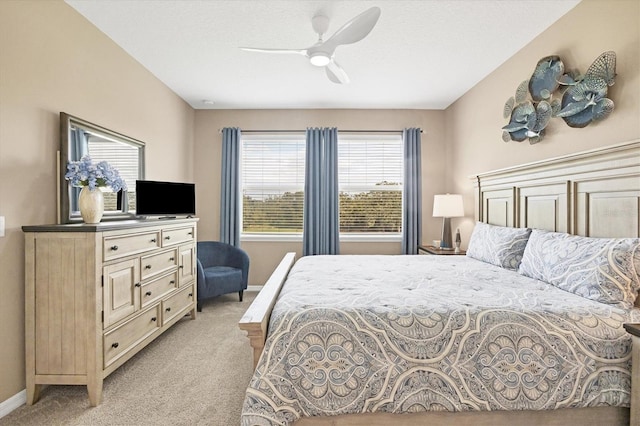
<box><xmin>326</xmin><ymin>61</ymin><xmax>350</xmax><ymax>84</ymax></box>
<box><xmin>240</xmin><ymin>47</ymin><xmax>307</xmax><ymax>56</ymax></box>
<box><xmin>322</xmin><ymin>7</ymin><xmax>381</xmax><ymax>51</ymax></box>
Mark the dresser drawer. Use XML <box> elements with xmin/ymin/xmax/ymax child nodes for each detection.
<box><xmin>162</xmin><ymin>285</ymin><xmax>195</xmax><ymax>325</ymax></box>
<box><xmin>103</xmin><ymin>304</ymin><xmax>161</xmax><ymax>368</ymax></box>
<box><xmin>140</xmin><ymin>248</ymin><xmax>178</xmax><ymax>281</ymax></box>
<box><xmin>161</xmin><ymin>226</ymin><xmax>195</xmax><ymax>247</ymax></box>
<box><xmin>141</xmin><ymin>272</ymin><xmax>178</xmax><ymax>308</ymax></box>
<box><xmin>104</xmin><ymin>231</ymin><xmax>161</xmax><ymax>261</ymax></box>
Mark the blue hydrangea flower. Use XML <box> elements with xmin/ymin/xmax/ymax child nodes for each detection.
<box><xmin>65</xmin><ymin>155</ymin><xmax>127</xmax><ymax>192</ymax></box>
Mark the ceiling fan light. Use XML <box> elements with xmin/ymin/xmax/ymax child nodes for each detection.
<box><xmin>309</xmin><ymin>52</ymin><xmax>331</xmax><ymax>67</ymax></box>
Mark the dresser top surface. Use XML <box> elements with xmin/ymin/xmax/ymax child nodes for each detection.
<box><xmin>22</xmin><ymin>217</ymin><xmax>198</xmax><ymax>233</ymax></box>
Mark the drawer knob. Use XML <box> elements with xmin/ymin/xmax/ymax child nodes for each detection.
<box><xmin>151</xmin><ymin>317</ymin><xmax>157</xmax><ymax>322</ymax></box>
<box><xmin>150</xmin><ymin>238</ymin><xmax>157</xmax><ymax>243</ymax></box>
<box><xmin>111</xmin><ymin>342</ymin><xmax>119</xmax><ymax>348</ymax></box>
<box><xmin>135</xmin><ymin>283</ymin><xmax>141</xmax><ymax>288</ymax></box>
<box><xmin>145</xmin><ymin>265</ymin><xmax>152</xmax><ymax>269</ymax></box>
<box><xmin>188</xmin><ymin>293</ymin><xmax>193</xmax><ymax>297</ymax></box>
<box><xmin>110</xmin><ymin>245</ymin><xmax>119</xmax><ymax>251</ymax></box>
<box><xmin>188</xmin><ymin>232</ymin><xmax>193</xmax><ymax>235</ymax></box>
<box><xmin>179</xmin><ymin>265</ymin><xmax>184</xmax><ymax>269</ymax></box>
<box><xmin>170</xmin><ymin>280</ymin><xmax>175</xmax><ymax>284</ymax></box>
<box><xmin>146</xmin><ymin>291</ymin><xmax>152</xmax><ymax>296</ymax></box>
<box><xmin>165</xmin><ymin>236</ymin><xmax>171</xmax><ymax>240</ymax></box>
<box><xmin>169</xmin><ymin>257</ymin><xmax>175</xmax><ymax>261</ymax></box>
<box><xmin>166</xmin><ymin>307</ymin><xmax>171</xmax><ymax>312</ymax></box>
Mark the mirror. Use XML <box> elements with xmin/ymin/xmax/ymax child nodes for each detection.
<box><xmin>59</xmin><ymin>112</ymin><xmax>145</xmax><ymax>223</ymax></box>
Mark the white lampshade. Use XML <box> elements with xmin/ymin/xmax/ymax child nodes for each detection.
<box><xmin>433</xmin><ymin>194</ymin><xmax>464</xmax><ymax>218</ymax></box>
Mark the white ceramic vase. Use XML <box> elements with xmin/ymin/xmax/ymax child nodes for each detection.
<box><xmin>79</xmin><ymin>186</ymin><xmax>104</xmax><ymax>224</ymax></box>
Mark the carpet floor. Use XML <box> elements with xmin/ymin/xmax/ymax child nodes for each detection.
<box><xmin>2</xmin><ymin>292</ymin><xmax>256</xmax><ymax>426</ymax></box>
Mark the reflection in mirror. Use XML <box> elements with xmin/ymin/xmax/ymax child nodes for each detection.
<box><xmin>59</xmin><ymin>112</ymin><xmax>145</xmax><ymax>223</ymax></box>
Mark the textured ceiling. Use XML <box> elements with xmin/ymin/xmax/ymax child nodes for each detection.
<box><xmin>65</xmin><ymin>0</ymin><xmax>581</xmax><ymax>110</ymax></box>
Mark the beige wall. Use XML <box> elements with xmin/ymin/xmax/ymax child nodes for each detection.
<box><xmin>446</xmin><ymin>0</ymin><xmax>640</xmax><ymax>243</ymax></box>
<box><xmin>194</xmin><ymin>109</ymin><xmax>447</xmax><ymax>285</ymax></box>
<box><xmin>0</xmin><ymin>1</ymin><xmax>194</xmax><ymax>403</ymax></box>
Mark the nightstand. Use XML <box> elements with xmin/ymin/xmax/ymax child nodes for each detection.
<box><xmin>623</xmin><ymin>323</ymin><xmax>640</xmax><ymax>424</ymax></box>
<box><xmin>418</xmin><ymin>245</ymin><xmax>466</xmax><ymax>255</ymax></box>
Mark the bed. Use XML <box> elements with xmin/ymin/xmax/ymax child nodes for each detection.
<box><xmin>239</xmin><ymin>140</ymin><xmax>640</xmax><ymax>426</ymax></box>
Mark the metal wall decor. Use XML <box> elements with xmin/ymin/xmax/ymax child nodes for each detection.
<box><xmin>556</xmin><ymin>51</ymin><xmax>617</xmax><ymax>128</ymax></box>
<box><xmin>502</xmin><ymin>51</ymin><xmax>617</xmax><ymax>144</ymax></box>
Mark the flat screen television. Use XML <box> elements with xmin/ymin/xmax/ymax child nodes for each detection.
<box><xmin>135</xmin><ymin>180</ymin><xmax>196</xmax><ymax>217</ymax></box>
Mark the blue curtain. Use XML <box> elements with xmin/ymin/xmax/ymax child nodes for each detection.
<box><xmin>303</xmin><ymin>127</ymin><xmax>339</xmax><ymax>256</ymax></box>
<box><xmin>220</xmin><ymin>127</ymin><xmax>241</xmax><ymax>246</ymax></box>
<box><xmin>402</xmin><ymin>128</ymin><xmax>422</xmax><ymax>254</ymax></box>
<box><xmin>69</xmin><ymin>128</ymin><xmax>89</xmax><ymax>212</ymax></box>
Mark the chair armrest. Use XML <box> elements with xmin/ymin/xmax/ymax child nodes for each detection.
<box><xmin>239</xmin><ymin>249</ymin><xmax>250</xmax><ymax>286</ymax></box>
<box><xmin>223</xmin><ymin>247</ymin><xmax>249</xmax><ymax>271</ymax></box>
<box><xmin>196</xmin><ymin>258</ymin><xmax>205</xmax><ymax>292</ymax></box>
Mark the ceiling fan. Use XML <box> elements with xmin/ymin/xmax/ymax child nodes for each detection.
<box><xmin>240</xmin><ymin>7</ymin><xmax>381</xmax><ymax>84</ymax></box>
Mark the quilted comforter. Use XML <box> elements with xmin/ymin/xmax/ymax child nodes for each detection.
<box><xmin>241</xmin><ymin>255</ymin><xmax>640</xmax><ymax>425</ymax></box>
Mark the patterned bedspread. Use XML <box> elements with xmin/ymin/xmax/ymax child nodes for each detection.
<box><xmin>241</xmin><ymin>255</ymin><xmax>640</xmax><ymax>425</ymax></box>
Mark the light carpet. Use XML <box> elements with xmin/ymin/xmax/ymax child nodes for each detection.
<box><xmin>2</xmin><ymin>292</ymin><xmax>256</xmax><ymax>426</ymax></box>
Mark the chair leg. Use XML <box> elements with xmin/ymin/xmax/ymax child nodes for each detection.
<box><xmin>197</xmin><ymin>301</ymin><xmax>202</xmax><ymax>312</ymax></box>
<box><xmin>239</xmin><ymin>290</ymin><xmax>244</xmax><ymax>302</ymax></box>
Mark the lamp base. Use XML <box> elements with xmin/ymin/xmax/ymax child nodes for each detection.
<box><xmin>440</xmin><ymin>217</ymin><xmax>453</xmax><ymax>249</ymax></box>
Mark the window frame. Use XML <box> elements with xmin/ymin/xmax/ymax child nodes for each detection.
<box><xmin>240</xmin><ymin>133</ymin><xmax>306</xmax><ymax>241</ymax></box>
<box><xmin>239</xmin><ymin>132</ymin><xmax>404</xmax><ymax>243</ymax></box>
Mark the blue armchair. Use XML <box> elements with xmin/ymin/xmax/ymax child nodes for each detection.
<box><xmin>196</xmin><ymin>241</ymin><xmax>250</xmax><ymax>311</ymax></box>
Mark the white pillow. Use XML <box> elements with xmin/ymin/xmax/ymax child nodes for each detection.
<box><xmin>518</xmin><ymin>229</ymin><xmax>640</xmax><ymax>309</ymax></box>
<box><xmin>466</xmin><ymin>222</ymin><xmax>532</xmax><ymax>270</ymax></box>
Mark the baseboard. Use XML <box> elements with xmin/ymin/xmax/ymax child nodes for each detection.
<box><xmin>247</xmin><ymin>285</ymin><xmax>262</xmax><ymax>292</ymax></box>
<box><xmin>0</xmin><ymin>389</ymin><xmax>26</xmax><ymax>419</ymax></box>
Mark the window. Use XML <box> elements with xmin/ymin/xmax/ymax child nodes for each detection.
<box><xmin>338</xmin><ymin>134</ymin><xmax>403</xmax><ymax>237</ymax></box>
<box><xmin>240</xmin><ymin>132</ymin><xmax>404</xmax><ymax>240</ymax></box>
<box><xmin>86</xmin><ymin>134</ymin><xmax>140</xmax><ymax>211</ymax></box>
<box><xmin>241</xmin><ymin>134</ymin><xmax>306</xmax><ymax>236</ymax></box>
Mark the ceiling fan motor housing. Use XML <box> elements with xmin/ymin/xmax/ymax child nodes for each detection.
<box><xmin>312</xmin><ymin>14</ymin><xmax>330</xmax><ymax>36</ymax></box>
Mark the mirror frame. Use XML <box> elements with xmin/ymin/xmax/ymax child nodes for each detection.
<box><xmin>59</xmin><ymin>112</ymin><xmax>146</xmax><ymax>223</ymax></box>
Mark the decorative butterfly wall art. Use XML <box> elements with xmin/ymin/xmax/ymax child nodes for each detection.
<box><xmin>502</xmin><ymin>51</ymin><xmax>617</xmax><ymax>144</ymax></box>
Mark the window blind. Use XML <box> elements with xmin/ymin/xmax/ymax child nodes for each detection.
<box><xmin>338</xmin><ymin>135</ymin><xmax>403</xmax><ymax>234</ymax></box>
<box><xmin>241</xmin><ymin>135</ymin><xmax>305</xmax><ymax>234</ymax></box>
<box><xmin>87</xmin><ymin>136</ymin><xmax>140</xmax><ymax>210</ymax></box>
<box><xmin>87</xmin><ymin>137</ymin><xmax>140</xmax><ymax>190</ymax></box>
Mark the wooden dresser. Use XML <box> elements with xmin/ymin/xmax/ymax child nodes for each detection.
<box><xmin>22</xmin><ymin>218</ymin><xmax>198</xmax><ymax>406</ymax></box>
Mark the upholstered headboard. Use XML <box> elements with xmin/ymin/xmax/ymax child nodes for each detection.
<box><xmin>472</xmin><ymin>140</ymin><xmax>640</xmax><ymax>238</ymax></box>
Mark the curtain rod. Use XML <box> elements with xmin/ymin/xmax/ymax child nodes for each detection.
<box><xmin>218</xmin><ymin>129</ymin><xmax>422</xmax><ymax>134</ymax></box>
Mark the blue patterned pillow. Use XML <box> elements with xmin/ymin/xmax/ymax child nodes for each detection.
<box><xmin>466</xmin><ymin>222</ymin><xmax>532</xmax><ymax>270</ymax></box>
<box><xmin>519</xmin><ymin>229</ymin><xmax>640</xmax><ymax>308</ymax></box>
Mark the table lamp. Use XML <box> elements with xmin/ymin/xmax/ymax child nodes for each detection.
<box><xmin>432</xmin><ymin>194</ymin><xmax>464</xmax><ymax>250</ymax></box>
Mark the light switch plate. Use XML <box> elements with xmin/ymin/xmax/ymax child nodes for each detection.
<box><xmin>0</xmin><ymin>216</ymin><xmax>4</xmax><ymax>237</ymax></box>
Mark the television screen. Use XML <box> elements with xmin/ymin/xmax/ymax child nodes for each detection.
<box><xmin>135</xmin><ymin>180</ymin><xmax>196</xmax><ymax>217</ymax></box>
